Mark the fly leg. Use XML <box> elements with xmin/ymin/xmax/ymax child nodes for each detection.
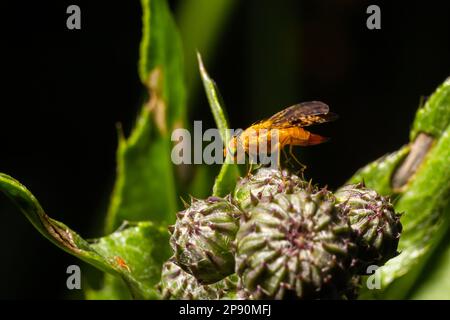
<box><xmin>274</xmin><ymin>135</ymin><xmax>290</xmax><ymax>169</ymax></box>
<box><xmin>246</xmin><ymin>160</ymin><xmax>253</xmax><ymax>176</ymax></box>
<box><xmin>288</xmin><ymin>143</ymin><xmax>307</xmax><ymax>174</ymax></box>
<box><xmin>246</xmin><ymin>150</ymin><xmax>258</xmax><ymax>176</ymax></box>
<box><xmin>281</xmin><ymin>147</ymin><xmax>296</xmax><ymax>169</ymax></box>
<box><xmin>282</xmin><ymin>147</ymin><xmax>289</xmax><ymax>163</ymax></box>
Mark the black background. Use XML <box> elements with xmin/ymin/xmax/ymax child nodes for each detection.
<box><xmin>1</xmin><ymin>0</ymin><xmax>449</xmax><ymax>298</ymax></box>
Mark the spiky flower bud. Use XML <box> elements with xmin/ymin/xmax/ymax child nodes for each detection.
<box><xmin>169</xmin><ymin>196</ymin><xmax>242</xmax><ymax>284</ymax></box>
<box><xmin>158</xmin><ymin>259</ymin><xmax>237</xmax><ymax>300</ymax></box>
<box><xmin>234</xmin><ymin>168</ymin><xmax>311</xmax><ymax>210</ymax></box>
<box><xmin>236</xmin><ymin>190</ymin><xmax>356</xmax><ymax>299</ymax></box>
<box><xmin>335</xmin><ymin>183</ymin><xmax>402</xmax><ymax>271</ymax></box>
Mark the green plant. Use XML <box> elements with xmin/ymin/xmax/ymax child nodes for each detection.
<box><xmin>335</xmin><ymin>183</ymin><xmax>402</xmax><ymax>272</ymax></box>
<box><xmin>0</xmin><ymin>0</ymin><xmax>448</xmax><ymax>299</ymax></box>
<box><xmin>235</xmin><ymin>190</ymin><xmax>357</xmax><ymax>299</ymax></box>
<box><xmin>169</xmin><ymin>196</ymin><xmax>241</xmax><ymax>284</ymax></box>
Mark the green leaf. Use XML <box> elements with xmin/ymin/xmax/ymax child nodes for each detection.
<box><xmin>197</xmin><ymin>53</ymin><xmax>231</xmax><ymax>143</ymax></box>
<box><xmin>212</xmin><ymin>164</ymin><xmax>241</xmax><ymax>198</ymax></box>
<box><xmin>409</xmin><ymin>230</ymin><xmax>450</xmax><ymax>300</ymax></box>
<box><xmin>98</xmin><ymin>0</ymin><xmax>186</xmax><ymax>298</ymax></box>
<box><xmin>105</xmin><ymin>0</ymin><xmax>186</xmax><ymax>232</ymax></box>
<box><xmin>352</xmin><ymin>78</ymin><xmax>450</xmax><ymax>299</ymax></box>
<box><xmin>367</xmin><ymin>127</ymin><xmax>449</xmax><ymax>299</ymax></box>
<box><xmin>104</xmin><ymin>123</ymin><xmax>177</xmax><ymax>232</ymax></box>
<box><xmin>0</xmin><ymin>0</ymin><xmax>186</xmax><ymax>299</ymax></box>
<box><xmin>0</xmin><ymin>174</ymin><xmax>171</xmax><ymax>300</ymax></box>
<box><xmin>411</xmin><ymin>78</ymin><xmax>450</xmax><ymax>139</ymax></box>
<box><xmin>139</xmin><ymin>0</ymin><xmax>187</xmax><ymax>131</ymax></box>
<box><xmin>85</xmin><ymin>274</ymin><xmax>132</xmax><ymax>300</ymax></box>
<box><xmin>348</xmin><ymin>146</ymin><xmax>409</xmax><ymax>196</ymax></box>
<box><xmin>197</xmin><ymin>53</ymin><xmax>240</xmax><ymax>197</ymax></box>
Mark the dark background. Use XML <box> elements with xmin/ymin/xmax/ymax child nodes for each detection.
<box><xmin>1</xmin><ymin>0</ymin><xmax>449</xmax><ymax>298</ymax></box>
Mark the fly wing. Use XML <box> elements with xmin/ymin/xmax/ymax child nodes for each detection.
<box><xmin>268</xmin><ymin>101</ymin><xmax>338</xmax><ymax>128</ymax></box>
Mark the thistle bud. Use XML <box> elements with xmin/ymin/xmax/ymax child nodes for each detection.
<box><xmin>236</xmin><ymin>190</ymin><xmax>356</xmax><ymax>299</ymax></box>
<box><xmin>335</xmin><ymin>183</ymin><xmax>402</xmax><ymax>271</ymax></box>
<box><xmin>158</xmin><ymin>259</ymin><xmax>237</xmax><ymax>299</ymax></box>
<box><xmin>234</xmin><ymin>168</ymin><xmax>311</xmax><ymax>210</ymax></box>
<box><xmin>170</xmin><ymin>196</ymin><xmax>242</xmax><ymax>284</ymax></box>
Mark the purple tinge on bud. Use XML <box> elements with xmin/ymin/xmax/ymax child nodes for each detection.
<box><xmin>335</xmin><ymin>183</ymin><xmax>402</xmax><ymax>272</ymax></box>
<box><xmin>170</xmin><ymin>197</ymin><xmax>242</xmax><ymax>284</ymax></box>
<box><xmin>236</xmin><ymin>190</ymin><xmax>357</xmax><ymax>299</ymax></box>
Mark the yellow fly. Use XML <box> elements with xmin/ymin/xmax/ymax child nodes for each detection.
<box><xmin>225</xmin><ymin>101</ymin><xmax>337</xmax><ymax>166</ymax></box>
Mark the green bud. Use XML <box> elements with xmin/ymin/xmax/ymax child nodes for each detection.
<box><xmin>234</xmin><ymin>167</ymin><xmax>311</xmax><ymax>210</ymax></box>
<box><xmin>170</xmin><ymin>196</ymin><xmax>242</xmax><ymax>284</ymax></box>
<box><xmin>335</xmin><ymin>183</ymin><xmax>402</xmax><ymax>272</ymax></box>
<box><xmin>158</xmin><ymin>259</ymin><xmax>237</xmax><ymax>300</ymax></box>
<box><xmin>236</xmin><ymin>190</ymin><xmax>357</xmax><ymax>299</ymax></box>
